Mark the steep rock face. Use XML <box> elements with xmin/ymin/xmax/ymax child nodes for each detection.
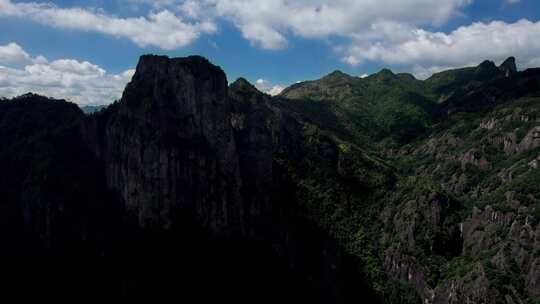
<box><xmin>433</xmin><ymin>264</ymin><xmax>497</xmax><ymax>304</ymax></box>
<box><xmin>228</xmin><ymin>78</ymin><xmax>301</xmax><ymax>236</ymax></box>
<box><xmin>383</xmin><ymin>192</ymin><xmax>462</xmax><ymax>256</ymax></box>
<box><xmin>500</xmin><ymin>57</ymin><xmax>518</xmax><ymax>77</ymax></box>
<box><xmin>80</xmin><ymin>58</ymin><xmax>372</xmax><ymax>302</ymax></box>
<box><xmin>101</xmin><ymin>55</ymin><xmax>243</xmax><ymax>233</ymax></box>
<box><xmin>94</xmin><ymin>56</ymin><xmax>307</xmax><ymax>239</ymax></box>
<box><xmin>383</xmin><ymin>249</ymin><xmax>435</xmax><ymax>302</ymax></box>
<box><xmin>519</xmin><ymin>126</ymin><xmax>540</xmax><ymax>153</ymax></box>
<box><xmin>381</xmin><ymin>192</ymin><xmax>463</xmax><ymax>302</ymax></box>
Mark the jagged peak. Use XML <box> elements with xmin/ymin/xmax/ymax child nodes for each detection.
<box><xmin>374</xmin><ymin>68</ymin><xmax>396</xmax><ymax>77</ymax></box>
<box><xmin>229</xmin><ymin>77</ymin><xmax>262</xmax><ymax>94</ymax></box>
<box><xmin>474</xmin><ymin>60</ymin><xmax>503</xmax><ymax>79</ymax></box>
<box><xmin>368</xmin><ymin>68</ymin><xmax>397</xmax><ymax>81</ymax></box>
<box><xmin>500</xmin><ymin>56</ymin><xmax>516</xmax><ymax>66</ymax></box>
<box><xmin>322</xmin><ymin>70</ymin><xmax>353</xmax><ymax>81</ymax></box>
<box><xmin>230</xmin><ymin>77</ymin><xmax>252</xmax><ymax>87</ymax></box>
<box><xmin>499</xmin><ymin>56</ymin><xmax>517</xmax><ymax>77</ymax></box>
<box><xmin>476</xmin><ymin>60</ymin><xmax>497</xmax><ymax>70</ymax></box>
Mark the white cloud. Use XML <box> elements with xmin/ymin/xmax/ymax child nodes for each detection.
<box><xmin>267</xmin><ymin>85</ymin><xmax>285</xmax><ymax>96</ymax></box>
<box><xmin>341</xmin><ymin>19</ymin><xmax>540</xmax><ymax>78</ymax></box>
<box><xmin>255</xmin><ymin>78</ymin><xmax>285</xmax><ymax>96</ymax></box>
<box><xmin>2</xmin><ymin>0</ymin><xmax>538</xmax><ymax>80</ymax></box>
<box><xmin>121</xmin><ymin>0</ymin><xmax>471</xmax><ymax>50</ymax></box>
<box><xmin>0</xmin><ymin>0</ymin><xmax>216</xmax><ymax>50</ymax></box>
<box><xmin>0</xmin><ymin>42</ymin><xmax>31</xmax><ymax>65</ymax></box>
<box><xmin>117</xmin><ymin>1</ymin><xmax>540</xmax><ymax>79</ymax></box>
<box><xmin>0</xmin><ymin>42</ymin><xmax>133</xmax><ymax>105</ymax></box>
<box><xmin>187</xmin><ymin>0</ymin><xmax>472</xmax><ymax>50</ymax></box>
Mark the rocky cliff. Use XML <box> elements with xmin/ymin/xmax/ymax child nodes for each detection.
<box><xmin>39</xmin><ymin>56</ymin><xmax>372</xmax><ymax>303</ymax></box>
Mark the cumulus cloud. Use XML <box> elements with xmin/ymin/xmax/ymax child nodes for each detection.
<box><xmin>0</xmin><ymin>42</ymin><xmax>32</xmax><ymax>65</ymax></box>
<box><xmin>177</xmin><ymin>0</ymin><xmax>471</xmax><ymax>49</ymax></box>
<box><xmin>121</xmin><ymin>0</ymin><xmax>471</xmax><ymax>50</ymax></box>
<box><xmin>0</xmin><ymin>42</ymin><xmax>133</xmax><ymax>105</ymax></box>
<box><xmin>341</xmin><ymin>19</ymin><xmax>540</xmax><ymax>78</ymax></box>
<box><xmin>2</xmin><ymin>0</ymin><xmax>539</xmax><ymax>79</ymax></box>
<box><xmin>0</xmin><ymin>0</ymin><xmax>216</xmax><ymax>50</ymax></box>
<box><xmin>121</xmin><ymin>0</ymin><xmax>540</xmax><ymax>78</ymax></box>
<box><xmin>255</xmin><ymin>79</ymin><xmax>285</xmax><ymax>96</ymax></box>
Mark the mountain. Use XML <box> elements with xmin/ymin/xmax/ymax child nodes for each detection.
<box><xmin>279</xmin><ymin>66</ymin><xmax>438</xmax><ymax>146</ymax></box>
<box><xmin>1</xmin><ymin>55</ymin><xmax>540</xmax><ymax>303</ymax></box>
<box><xmin>80</xmin><ymin>105</ymin><xmax>107</xmax><ymax>114</ymax></box>
<box><xmin>278</xmin><ymin>57</ymin><xmax>540</xmax><ymax>303</ymax></box>
<box><xmin>0</xmin><ymin>56</ymin><xmax>380</xmax><ymax>302</ymax></box>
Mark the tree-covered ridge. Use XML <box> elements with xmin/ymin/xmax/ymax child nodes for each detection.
<box><xmin>276</xmin><ymin>57</ymin><xmax>540</xmax><ymax>303</ymax></box>
<box><xmin>279</xmin><ymin>57</ymin><xmax>527</xmax><ymax>148</ymax></box>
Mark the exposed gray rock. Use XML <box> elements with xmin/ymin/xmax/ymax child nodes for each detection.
<box><xmin>433</xmin><ymin>263</ymin><xmax>498</xmax><ymax>304</ymax></box>
<box><xmin>529</xmin><ymin>155</ymin><xmax>540</xmax><ymax>169</ymax></box>
<box><xmin>459</xmin><ymin>149</ymin><xmax>490</xmax><ymax>170</ymax></box>
<box><xmin>499</xmin><ymin>57</ymin><xmax>518</xmax><ymax>77</ymax></box>
<box><xmin>518</xmin><ymin>126</ymin><xmax>540</xmax><ymax>153</ymax></box>
<box><xmin>384</xmin><ymin>249</ymin><xmax>435</xmax><ymax>303</ymax></box>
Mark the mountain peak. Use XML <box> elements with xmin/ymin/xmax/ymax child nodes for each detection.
<box><xmin>231</xmin><ymin>77</ymin><xmax>253</xmax><ymax>87</ymax></box>
<box><xmin>477</xmin><ymin>60</ymin><xmax>497</xmax><ymax>69</ymax></box>
<box><xmin>230</xmin><ymin>77</ymin><xmax>262</xmax><ymax>94</ymax></box>
<box><xmin>124</xmin><ymin>55</ymin><xmax>227</xmax><ymax>108</ymax></box>
<box><xmin>375</xmin><ymin>68</ymin><xmax>395</xmax><ymax>76</ymax></box>
<box><xmin>134</xmin><ymin>55</ymin><xmax>224</xmax><ymax>84</ymax></box>
<box><xmin>322</xmin><ymin>70</ymin><xmax>353</xmax><ymax>81</ymax></box>
<box><xmin>474</xmin><ymin>60</ymin><xmax>502</xmax><ymax>78</ymax></box>
<box><xmin>369</xmin><ymin>68</ymin><xmax>397</xmax><ymax>82</ymax></box>
<box><xmin>499</xmin><ymin>56</ymin><xmax>517</xmax><ymax>77</ymax></box>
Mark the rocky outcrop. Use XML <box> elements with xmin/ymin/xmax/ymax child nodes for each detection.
<box><xmin>499</xmin><ymin>57</ymin><xmax>518</xmax><ymax>78</ymax></box>
<box><xmin>529</xmin><ymin>155</ymin><xmax>540</xmax><ymax>169</ymax></box>
<box><xmin>459</xmin><ymin>149</ymin><xmax>490</xmax><ymax>170</ymax></box>
<box><xmin>80</xmin><ymin>57</ymin><xmax>374</xmax><ymax>302</ymax></box>
<box><xmin>92</xmin><ymin>56</ymin><xmax>310</xmax><ymax>240</ymax></box>
<box><xmin>462</xmin><ymin>206</ymin><xmax>514</xmax><ymax>256</ymax></box>
<box><xmin>99</xmin><ymin>55</ymin><xmax>243</xmax><ymax>233</ymax></box>
<box><xmin>381</xmin><ymin>192</ymin><xmax>463</xmax><ymax>302</ymax></box>
<box><xmin>384</xmin><ymin>249</ymin><xmax>435</xmax><ymax>303</ymax></box>
<box><xmin>489</xmin><ymin>132</ymin><xmax>519</xmax><ymax>155</ymax></box>
<box><xmin>518</xmin><ymin>126</ymin><xmax>540</xmax><ymax>153</ymax></box>
<box><xmin>480</xmin><ymin>118</ymin><xmax>499</xmax><ymax>130</ymax></box>
<box><xmin>387</xmin><ymin>192</ymin><xmax>462</xmax><ymax>255</ymax></box>
<box><xmin>527</xmin><ymin>256</ymin><xmax>540</xmax><ymax>296</ymax></box>
<box><xmin>433</xmin><ymin>263</ymin><xmax>498</xmax><ymax>304</ymax></box>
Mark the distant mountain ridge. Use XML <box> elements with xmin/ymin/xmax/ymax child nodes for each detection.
<box><xmin>80</xmin><ymin>105</ymin><xmax>107</xmax><ymax>114</ymax></box>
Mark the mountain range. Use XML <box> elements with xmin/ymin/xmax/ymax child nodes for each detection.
<box><xmin>1</xmin><ymin>54</ymin><xmax>539</xmax><ymax>303</ymax></box>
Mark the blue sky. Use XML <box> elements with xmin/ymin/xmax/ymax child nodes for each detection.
<box><xmin>0</xmin><ymin>0</ymin><xmax>539</xmax><ymax>105</ymax></box>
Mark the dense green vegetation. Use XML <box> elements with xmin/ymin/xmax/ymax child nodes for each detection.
<box><xmin>279</xmin><ymin>68</ymin><xmax>440</xmax><ymax>147</ymax></box>
<box><xmin>278</xmin><ymin>58</ymin><xmax>540</xmax><ymax>303</ymax></box>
